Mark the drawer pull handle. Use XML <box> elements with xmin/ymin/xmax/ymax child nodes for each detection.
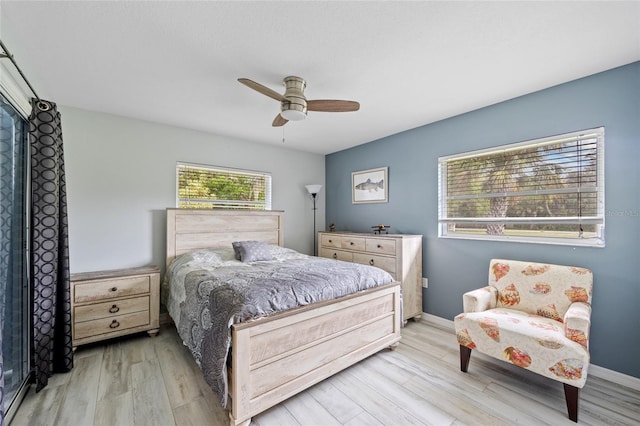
<box><xmin>109</xmin><ymin>305</ymin><xmax>120</xmax><ymax>314</ymax></box>
<box><xmin>369</xmin><ymin>259</ymin><xmax>375</xmax><ymax>266</ymax></box>
<box><xmin>332</xmin><ymin>253</ymin><xmax>337</xmax><ymax>259</ymax></box>
<box><xmin>328</xmin><ymin>239</ymin><xmax>332</xmax><ymax>243</ymax></box>
<box><xmin>350</xmin><ymin>242</ymin><xmax>354</xmax><ymax>245</ymax></box>
<box><xmin>377</xmin><ymin>244</ymin><xmax>382</xmax><ymax>248</ymax></box>
<box><xmin>109</xmin><ymin>320</ymin><xmax>120</xmax><ymax>329</ymax></box>
<box><xmin>110</xmin><ymin>287</ymin><xmax>118</xmax><ymax>292</ymax></box>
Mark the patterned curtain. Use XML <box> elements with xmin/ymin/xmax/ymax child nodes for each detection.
<box><xmin>28</xmin><ymin>99</ymin><xmax>73</xmax><ymax>391</ymax></box>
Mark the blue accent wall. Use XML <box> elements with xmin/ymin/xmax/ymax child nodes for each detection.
<box><xmin>326</xmin><ymin>62</ymin><xmax>640</xmax><ymax>378</ymax></box>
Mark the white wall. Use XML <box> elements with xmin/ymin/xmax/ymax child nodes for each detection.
<box><xmin>61</xmin><ymin>106</ymin><xmax>325</xmax><ymax>274</ymax></box>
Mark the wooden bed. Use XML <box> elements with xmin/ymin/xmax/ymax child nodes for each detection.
<box><xmin>166</xmin><ymin>208</ymin><xmax>402</xmax><ymax>426</ymax></box>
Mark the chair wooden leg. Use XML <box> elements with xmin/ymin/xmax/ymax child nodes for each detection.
<box><xmin>563</xmin><ymin>383</ymin><xmax>579</xmax><ymax>422</ymax></box>
<box><xmin>459</xmin><ymin>345</ymin><xmax>472</xmax><ymax>372</ymax></box>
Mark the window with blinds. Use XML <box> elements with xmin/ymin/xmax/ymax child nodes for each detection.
<box><xmin>176</xmin><ymin>162</ymin><xmax>272</xmax><ymax>210</ymax></box>
<box><xmin>438</xmin><ymin>128</ymin><xmax>604</xmax><ymax>246</ymax></box>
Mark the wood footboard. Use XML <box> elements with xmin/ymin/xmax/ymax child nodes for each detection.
<box><xmin>228</xmin><ymin>282</ymin><xmax>402</xmax><ymax>425</ymax></box>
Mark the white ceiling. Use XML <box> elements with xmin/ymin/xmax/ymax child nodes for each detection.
<box><xmin>1</xmin><ymin>1</ymin><xmax>639</xmax><ymax>155</ymax></box>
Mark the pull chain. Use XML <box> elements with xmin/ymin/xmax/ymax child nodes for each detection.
<box><xmin>282</xmin><ymin>127</ymin><xmax>285</xmax><ymax>144</ymax></box>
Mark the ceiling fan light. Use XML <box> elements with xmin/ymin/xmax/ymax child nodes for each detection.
<box><xmin>281</xmin><ymin>108</ymin><xmax>307</xmax><ymax>121</ymax></box>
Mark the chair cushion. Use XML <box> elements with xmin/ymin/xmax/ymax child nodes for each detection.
<box><xmin>489</xmin><ymin>259</ymin><xmax>592</xmax><ymax>320</ymax></box>
<box><xmin>455</xmin><ymin>308</ymin><xmax>590</xmax><ymax>388</ymax></box>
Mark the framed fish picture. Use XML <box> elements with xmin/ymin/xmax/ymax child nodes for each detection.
<box><xmin>352</xmin><ymin>167</ymin><xmax>388</xmax><ymax>204</ymax></box>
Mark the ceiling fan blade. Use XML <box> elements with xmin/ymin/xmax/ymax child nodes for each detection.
<box><xmin>307</xmin><ymin>99</ymin><xmax>360</xmax><ymax>112</ymax></box>
<box><xmin>238</xmin><ymin>78</ymin><xmax>287</xmax><ymax>102</ymax></box>
<box><xmin>272</xmin><ymin>114</ymin><xmax>288</xmax><ymax>127</ymax></box>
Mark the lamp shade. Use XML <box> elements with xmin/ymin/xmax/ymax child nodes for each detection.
<box><xmin>305</xmin><ymin>184</ymin><xmax>322</xmax><ymax>195</ymax></box>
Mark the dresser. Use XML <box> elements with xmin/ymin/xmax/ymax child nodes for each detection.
<box><xmin>318</xmin><ymin>232</ymin><xmax>423</xmax><ymax>321</ymax></box>
<box><xmin>70</xmin><ymin>265</ymin><xmax>160</xmax><ymax>349</ymax></box>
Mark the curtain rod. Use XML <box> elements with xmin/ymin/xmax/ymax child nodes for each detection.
<box><xmin>0</xmin><ymin>38</ymin><xmax>42</xmax><ymax>103</ymax></box>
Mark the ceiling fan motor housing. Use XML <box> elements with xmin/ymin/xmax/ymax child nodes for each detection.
<box><xmin>280</xmin><ymin>76</ymin><xmax>308</xmax><ymax>121</ymax></box>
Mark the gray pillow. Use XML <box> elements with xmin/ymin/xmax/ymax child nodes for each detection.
<box><xmin>232</xmin><ymin>240</ymin><xmax>273</xmax><ymax>263</ymax></box>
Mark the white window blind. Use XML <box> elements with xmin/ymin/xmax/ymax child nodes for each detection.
<box><xmin>176</xmin><ymin>162</ymin><xmax>272</xmax><ymax>210</ymax></box>
<box><xmin>438</xmin><ymin>128</ymin><xmax>604</xmax><ymax>247</ymax></box>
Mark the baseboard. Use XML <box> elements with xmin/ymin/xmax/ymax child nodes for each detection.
<box><xmin>419</xmin><ymin>312</ymin><xmax>640</xmax><ymax>391</ymax></box>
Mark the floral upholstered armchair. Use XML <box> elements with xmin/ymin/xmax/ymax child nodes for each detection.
<box><xmin>454</xmin><ymin>259</ymin><xmax>593</xmax><ymax>422</ymax></box>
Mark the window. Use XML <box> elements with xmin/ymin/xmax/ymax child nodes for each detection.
<box><xmin>438</xmin><ymin>128</ymin><xmax>604</xmax><ymax>247</ymax></box>
<box><xmin>176</xmin><ymin>162</ymin><xmax>272</xmax><ymax>210</ymax></box>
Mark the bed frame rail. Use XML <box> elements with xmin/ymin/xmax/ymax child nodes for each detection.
<box><xmin>229</xmin><ymin>282</ymin><xmax>402</xmax><ymax>425</ymax></box>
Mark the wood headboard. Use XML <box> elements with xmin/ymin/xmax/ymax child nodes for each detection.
<box><xmin>166</xmin><ymin>208</ymin><xmax>285</xmax><ymax>267</ymax></box>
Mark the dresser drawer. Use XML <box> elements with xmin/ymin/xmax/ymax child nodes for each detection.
<box><xmin>340</xmin><ymin>236</ymin><xmax>365</xmax><ymax>251</ymax></box>
<box><xmin>319</xmin><ymin>247</ymin><xmax>353</xmax><ymax>262</ymax></box>
<box><xmin>74</xmin><ymin>310</ymin><xmax>150</xmax><ymax>340</ymax></box>
<box><xmin>75</xmin><ymin>295</ymin><xmax>149</xmax><ymax>323</ymax></box>
<box><xmin>353</xmin><ymin>253</ymin><xmax>397</xmax><ymax>275</ymax></box>
<box><xmin>320</xmin><ymin>234</ymin><xmax>342</xmax><ymax>248</ymax></box>
<box><xmin>366</xmin><ymin>238</ymin><xmax>397</xmax><ymax>256</ymax></box>
<box><xmin>74</xmin><ymin>276</ymin><xmax>150</xmax><ymax>303</ymax></box>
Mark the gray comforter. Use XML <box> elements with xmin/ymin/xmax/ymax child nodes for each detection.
<box><xmin>163</xmin><ymin>246</ymin><xmax>394</xmax><ymax>407</ymax></box>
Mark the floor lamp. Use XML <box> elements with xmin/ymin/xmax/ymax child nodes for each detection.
<box><xmin>305</xmin><ymin>184</ymin><xmax>322</xmax><ymax>256</ymax></box>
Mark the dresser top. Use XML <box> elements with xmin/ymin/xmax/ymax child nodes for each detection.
<box><xmin>319</xmin><ymin>231</ymin><xmax>422</xmax><ymax>238</ymax></box>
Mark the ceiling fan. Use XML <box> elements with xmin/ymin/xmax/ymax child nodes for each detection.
<box><xmin>238</xmin><ymin>76</ymin><xmax>360</xmax><ymax>127</ymax></box>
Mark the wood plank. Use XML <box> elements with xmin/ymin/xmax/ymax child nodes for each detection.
<box><xmin>155</xmin><ymin>332</ymin><xmax>203</xmax><ymax>408</ymax></box>
<box><xmin>331</xmin><ymin>369</ymin><xmax>427</xmax><ymax>426</ymax></box>
<box><xmin>306</xmin><ymin>380</ymin><xmax>364</xmax><ymax>424</ymax></box>
<box><xmin>53</xmin><ymin>352</ymin><xmax>103</xmax><ymax>425</ymax></box>
<box><xmin>172</xmin><ymin>394</ymin><xmax>229</xmax><ymax>426</ymax></box>
<box><xmin>131</xmin><ymin>359</ymin><xmax>175</xmax><ymax>425</ymax></box>
<box><xmin>10</xmin><ymin>385</ymin><xmax>66</xmax><ymax>426</ymax></box>
<box><xmin>282</xmin><ymin>391</ymin><xmax>342</xmax><ymax>425</ymax></box>
<box><xmin>97</xmin><ymin>342</ymin><xmax>131</xmax><ymax>400</ymax></box>
<box><xmin>94</xmin><ymin>392</ymin><xmax>134</xmax><ymax>426</ymax></box>
<box><xmin>344</xmin><ymin>360</ymin><xmax>456</xmax><ymax>426</ymax></box>
<box><xmin>252</xmin><ymin>403</ymin><xmax>300</xmax><ymax>426</ymax></box>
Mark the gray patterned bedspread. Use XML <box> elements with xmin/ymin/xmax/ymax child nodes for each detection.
<box><xmin>163</xmin><ymin>246</ymin><xmax>394</xmax><ymax>408</ymax></box>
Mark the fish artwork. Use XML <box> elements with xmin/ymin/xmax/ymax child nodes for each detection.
<box><xmin>355</xmin><ymin>178</ymin><xmax>384</xmax><ymax>192</ymax></box>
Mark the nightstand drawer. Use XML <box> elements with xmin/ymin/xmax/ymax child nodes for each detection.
<box><xmin>75</xmin><ymin>295</ymin><xmax>149</xmax><ymax>323</ymax></box>
<box><xmin>74</xmin><ymin>310</ymin><xmax>150</xmax><ymax>340</ymax></box>
<box><xmin>74</xmin><ymin>276</ymin><xmax>150</xmax><ymax>303</ymax></box>
<box><xmin>366</xmin><ymin>238</ymin><xmax>396</xmax><ymax>255</ymax></box>
<box><xmin>319</xmin><ymin>247</ymin><xmax>353</xmax><ymax>262</ymax></box>
<box><xmin>353</xmin><ymin>253</ymin><xmax>396</xmax><ymax>275</ymax></box>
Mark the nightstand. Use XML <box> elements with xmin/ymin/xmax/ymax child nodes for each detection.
<box><xmin>70</xmin><ymin>265</ymin><xmax>160</xmax><ymax>350</ymax></box>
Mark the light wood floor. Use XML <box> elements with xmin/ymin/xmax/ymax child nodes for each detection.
<box><xmin>11</xmin><ymin>319</ymin><xmax>640</xmax><ymax>426</ymax></box>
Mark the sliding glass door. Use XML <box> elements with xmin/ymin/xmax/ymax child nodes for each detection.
<box><xmin>0</xmin><ymin>94</ymin><xmax>29</xmax><ymax>418</ymax></box>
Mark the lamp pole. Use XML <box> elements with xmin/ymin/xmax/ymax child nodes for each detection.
<box><xmin>305</xmin><ymin>184</ymin><xmax>322</xmax><ymax>256</ymax></box>
<box><xmin>311</xmin><ymin>192</ymin><xmax>317</xmax><ymax>256</ymax></box>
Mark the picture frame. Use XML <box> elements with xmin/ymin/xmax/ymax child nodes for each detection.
<box><xmin>352</xmin><ymin>167</ymin><xmax>388</xmax><ymax>204</ymax></box>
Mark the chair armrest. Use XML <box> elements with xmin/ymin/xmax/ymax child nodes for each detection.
<box><xmin>564</xmin><ymin>302</ymin><xmax>592</xmax><ymax>349</ymax></box>
<box><xmin>463</xmin><ymin>286</ymin><xmax>498</xmax><ymax>313</ymax></box>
